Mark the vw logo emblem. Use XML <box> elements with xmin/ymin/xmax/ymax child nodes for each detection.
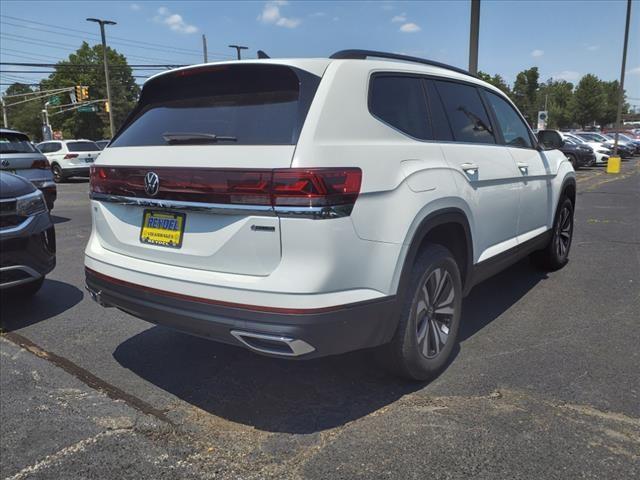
<box><xmin>144</xmin><ymin>172</ymin><xmax>160</xmax><ymax>196</ymax></box>
<box><xmin>1</xmin><ymin>159</ymin><xmax>9</xmax><ymax>167</ymax></box>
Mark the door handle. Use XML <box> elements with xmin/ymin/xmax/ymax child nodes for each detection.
<box><xmin>461</xmin><ymin>163</ymin><xmax>479</xmax><ymax>175</ymax></box>
<box><xmin>517</xmin><ymin>162</ymin><xmax>529</xmax><ymax>174</ymax></box>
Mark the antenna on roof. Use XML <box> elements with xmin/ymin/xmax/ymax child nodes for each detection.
<box><xmin>257</xmin><ymin>50</ymin><xmax>270</xmax><ymax>59</ymax></box>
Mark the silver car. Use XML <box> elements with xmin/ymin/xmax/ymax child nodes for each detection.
<box><xmin>0</xmin><ymin>128</ymin><xmax>56</xmax><ymax>210</ymax></box>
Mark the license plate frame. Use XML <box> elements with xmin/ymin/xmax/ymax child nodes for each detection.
<box><xmin>139</xmin><ymin>210</ymin><xmax>186</xmax><ymax>249</ymax></box>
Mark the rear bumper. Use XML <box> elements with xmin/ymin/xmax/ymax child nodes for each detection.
<box><xmin>85</xmin><ymin>267</ymin><xmax>398</xmax><ymax>359</ymax></box>
<box><xmin>61</xmin><ymin>166</ymin><xmax>90</xmax><ymax>177</ymax></box>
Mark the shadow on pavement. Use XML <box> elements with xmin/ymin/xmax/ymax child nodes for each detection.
<box><xmin>0</xmin><ymin>279</ymin><xmax>84</xmax><ymax>331</ymax></box>
<box><xmin>113</xmin><ymin>258</ymin><xmax>547</xmax><ymax>434</ymax></box>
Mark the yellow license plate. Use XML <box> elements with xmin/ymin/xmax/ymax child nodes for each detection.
<box><xmin>140</xmin><ymin>210</ymin><xmax>186</xmax><ymax>248</ymax></box>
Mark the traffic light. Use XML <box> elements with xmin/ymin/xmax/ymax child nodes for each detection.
<box><xmin>104</xmin><ymin>101</ymin><xmax>110</xmax><ymax>113</ymax></box>
<box><xmin>74</xmin><ymin>86</ymin><xmax>90</xmax><ymax>101</ymax></box>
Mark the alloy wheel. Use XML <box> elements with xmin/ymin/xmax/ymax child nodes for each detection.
<box><xmin>415</xmin><ymin>268</ymin><xmax>456</xmax><ymax>359</ymax></box>
<box><xmin>554</xmin><ymin>206</ymin><xmax>572</xmax><ymax>259</ymax></box>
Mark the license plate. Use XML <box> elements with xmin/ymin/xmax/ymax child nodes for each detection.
<box><xmin>140</xmin><ymin>210</ymin><xmax>186</xmax><ymax>248</ymax></box>
<box><xmin>85</xmin><ymin>158</ymin><xmax>94</xmax><ymax>163</ymax></box>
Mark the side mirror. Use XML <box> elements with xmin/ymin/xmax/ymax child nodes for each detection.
<box><xmin>537</xmin><ymin>130</ymin><xmax>565</xmax><ymax>150</ymax></box>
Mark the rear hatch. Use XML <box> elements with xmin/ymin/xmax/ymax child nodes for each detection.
<box><xmin>66</xmin><ymin>140</ymin><xmax>101</xmax><ymax>164</ymax></box>
<box><xmin>0</xmin><ymin>131</ymin><xmax>49</xmax><ymax>173</ymax></box>
<box><xmin>92</xmin><ymin>63</ymin><xmax>321</xmax><ymax>276</ymax></box>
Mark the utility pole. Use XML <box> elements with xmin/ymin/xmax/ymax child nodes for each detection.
<box><xmin>228</xmin><ymin>45</ymin><xmax>248</xmax><ymax>60</ymax></box>
<box><xmin>612</xmin><ymin>0</ymin><xmax>632</xmax><ymax>158</ymax></box>
<box><xmin>202</xmin><ymin>34</ymin><xmax>208</xmax><ymax>63</ymax></box>
<box><xmin>1</xmin><ymin>98</ymin><xmax>7</xmax><ymax>128</ymax></box>
<box><xmin>87</xmin><ymin>17</ymin><xmax>116</xmax><ymax>138</ymax></box>
<box><xmin>468</xmin><ymin>0</ymin><xmax>480</xmax><ymax>75</ymax></box>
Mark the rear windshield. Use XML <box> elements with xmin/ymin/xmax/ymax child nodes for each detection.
<box><xmin>111</xmin><ymin>64</ymin><xmax>320</xmax><ymax>147</ymax></box>
<box><xmin>67</xmin><ymin>141</ymin><xmax>100</xmax><ymax>152</ymax></box>
<box><xmin>0</xmin><ymin>132</ymin><xmax>37</xmax><ymax>154</ymax></box>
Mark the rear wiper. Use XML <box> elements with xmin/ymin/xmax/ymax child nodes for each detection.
<box><xmin>162</xmin><ymin>132</ymin><xmax>238</xmax><ymax>144</ymax></box>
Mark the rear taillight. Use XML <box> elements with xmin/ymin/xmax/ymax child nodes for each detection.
<box><xmin>91</xmin><ymin>166</ymin><xmax>362</xmax><ymax>213</ymax></box>
<box><xmin>30</xmin><ymin>159</ymin><xmax>50</xmax><ymax>169</ymax></box>
<box><xmin>64</xmin><ymin>153</ymin><xmax>79</xmax><ymax>159</ymax></box>
<box><xmin>271</xmin><ymin>169</ymin><xmax>362</xmax><ymax>207</ymax></box>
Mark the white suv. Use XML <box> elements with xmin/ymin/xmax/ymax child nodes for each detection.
<box><xmin>85</xmin><ymin>50</ymin><xmax>575</xmax><ymax>380</ymax></box>
<box><xmin>37</xmin><ymin>139</ymin><xmax>101</xmax><ymax>182</ymax></box>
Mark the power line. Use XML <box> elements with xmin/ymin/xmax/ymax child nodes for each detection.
<box><xmin>0</xmin><ymin>35</ymin><xmax>191</xmax><ymax>65</ymax></box>
<box><xmin>0</xmin><ymin>14</ymin><xmax>234</xmax><ymax>58</ymax></box>
<box><xmin>0</xmin><ymin>63</ymin><xmax>186</xmax><ymax>69</ymax></box>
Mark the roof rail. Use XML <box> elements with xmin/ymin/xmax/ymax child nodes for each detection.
<box><xmin>330</xmin><ymin>49</ymin><xmax>475</xmax><ymax>78</ymax></box>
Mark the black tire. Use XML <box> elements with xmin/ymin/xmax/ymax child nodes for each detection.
<box><xmin>52</xmin><ymin>164</ymin><xmax>64</xmax><ymax>183</ymax></box>
<box><xmin>531</xmin><ymin>197</ymin><xmax>574</xmax><ymax>271</ymax></box>
<box><xmin>566</xmin><ymin>153</ymin><xmax>578</xmax><ymax>170</ymax></box>
<box><xmin>378</xmin><ymin>244</ymin><xmax>462</xmax><ymax>381</ymax></box>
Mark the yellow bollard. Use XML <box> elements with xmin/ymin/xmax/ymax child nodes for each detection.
<box><xmin>606</xmin><ymin>156</ymin><xmax>621</xmax><ymax>174</ymax></box>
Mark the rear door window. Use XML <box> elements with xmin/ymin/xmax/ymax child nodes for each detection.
<box><xmin>67</xmin><ymin>141</ymin><xmax>100</xmax><ymax>152</ymax></box>
<box><xmin>434</xmin><ymin>80</ymin><xmax>496</xmax><ymax>144</ymax></box>
<box><xmin>111</xmin><ymin>64</ymin><xmax>320</xmax><ymax>147</ymax></box>
<box><xmin>484</xmin><ymin>90</ymin><xmax>533</xmax><ymax>148</ymax></box>
<box><xmin>0</xmin><ymin>132</ymin><xmax>37</xmax><ymax>154</ymax></box>
<box><xmin>369</xmin><ymin>75</ymin><xmax>431</xmax><ymax>140</ymax></box>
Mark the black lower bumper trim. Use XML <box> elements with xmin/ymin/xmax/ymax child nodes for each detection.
<box><xmin>85</xmin><ymin>269</ymin><xmax>398</xmax><ymax>359</ymax></box>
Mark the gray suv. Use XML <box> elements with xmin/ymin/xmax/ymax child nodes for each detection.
<box><xmin>0</xmin><ymin>128</ymin><xmax>56</xmax><ymax>210</ymax></box>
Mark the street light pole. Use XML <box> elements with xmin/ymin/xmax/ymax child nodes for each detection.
<box><xmin>228</xmin><ymin>45</ymin><xmax>248</xmax><ymax>60</ymax></box>
<box><xmin>612</xmin><ymin>0</ymin><xmax>632</xmax><ymax>158</ymax></box>
<box><xmin>468</xmin><ymin>0</ymin><xmax>480</xmax><ymax>75</ymax></box>
<box><xmin>87</xmin><ymin>17</ymin><xmax>116</xmax><ymax>138</ymax></box>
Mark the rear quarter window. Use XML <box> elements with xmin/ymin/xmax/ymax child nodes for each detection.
<box><xmin>369</xmin><ymin>75</ymin><xmax>431</xmax><ymax>140</ymax></box>
<box><xmin>110</xmin><ymin>64</ymin><xmax>320</xmax><ymax>147</ymax></box>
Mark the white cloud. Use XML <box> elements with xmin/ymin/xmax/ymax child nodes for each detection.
<box><xmin>130</xmin><ymin>3</ymin><xmax>141</xmax><ymax>11</ymax></box>
<box><xmin>531</xmin><ymin>49</ymin><xmax>544</xmax><ymax>57</ymax></box>
<box><xmin>258</xmin><ymin>1</ymin><xmax>301</xmax><ymax>28</ymax></box>
<box><xmin>400</xmin><ymin>22</ymin><xmax>421</xmax><ymax>33</ymax></box>
<box><xmin>391</xmin><ymin>13</ymin><xmax>407</xmax><ymax>23</ymax></box>
<box><xmin>628</xmin><ymin>66</ymin><xmax>640</xmax><ymax>75</ymax></box>
<box><xmin>154</xmin><ymin>7</ymin><xmax>198</xmax><ymax>34</ymax></box>
<box><xmin>553</xmin><ymin>70</ymin><xmax>581</xmax><ymax>82</ymax></box>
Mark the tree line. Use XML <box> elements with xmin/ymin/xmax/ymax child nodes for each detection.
<box><xmin>477</xmin><ymin>68</ymin><xmax>629</xmax><ymax>130</ymax></box>
<box><xmin>2</xmin><ymin>43</ymin><xmax>631</xmax><ymax>140</ymax></box>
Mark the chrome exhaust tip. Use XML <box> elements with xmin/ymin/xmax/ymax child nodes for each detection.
<box><xmin>230</xmin><ymin>330</ymin><xmax>315</xmax><ymax>357</ymax></box>
<box><xmin>85</xmin><ymin>285</ymin><xmax>113</xmax><ymax>308</ymax></box>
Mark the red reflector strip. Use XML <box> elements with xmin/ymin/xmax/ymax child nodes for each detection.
<box><xmin>85</xmin><ymin>267</ymin><xmax>352</xmax><ymax>315</ymax></box>
<box><xmin>90</xmin><ymin>166</ymin><xmax>362</xmax><ymax>209</ymax></box>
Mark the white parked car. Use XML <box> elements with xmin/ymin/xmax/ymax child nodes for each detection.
<box><xmin>36</xmin><ymin>139</ymin><xmax>101</xmax><ymax>183</ymax></box>
<box><xmin>563</xmin><ymin>133</ymin><xmax>610</xmax><ymax>165</ymax></box>
<box><xmin>84</xmin><ymin>50</ymin><xmax>575</xmax><ymax>380</ymax></box>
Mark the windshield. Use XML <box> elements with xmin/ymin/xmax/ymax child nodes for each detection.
<box><xmin>0</xmin><ymin>132</ymin><xmax>37</xmax><ymax>154</ymax></box>
<box><xmin>67</xmin><ymin>141</ymin><xmax>100</xmax><ymax>152</ymax></box>
<box><xmin>110</xmin><ymin>64</ymin><xmax>320</xmax><ymax>147</ymax></box>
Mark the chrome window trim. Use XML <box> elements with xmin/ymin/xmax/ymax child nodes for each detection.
<box><xmin>90</xmin><ymin>192</ymin><xmax>353</xmax><ymax>219</ymax></box>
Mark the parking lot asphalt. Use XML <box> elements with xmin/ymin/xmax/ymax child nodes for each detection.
<box><xmin>1</xmin><ymin>160</ymin><xmax>639</xmax><ymax>479</ymax></box>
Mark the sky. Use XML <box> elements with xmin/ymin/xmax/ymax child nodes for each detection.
<box><xmin>1</xmin><ymin>0</ymin><xmax>639</xmax><ymax>106</ymax></box>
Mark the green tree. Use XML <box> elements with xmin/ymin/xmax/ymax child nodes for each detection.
<box><xmin>596</xmin><ymin>80</ymin><xmax>628</xmax><ymax>128</ymax></box>
<box><xmin>3</xmin><ymin>83</ymin><xmax>45</xmax><ymax>141</ymax></box>
<box><xmin>40</xmin><ymin>42</ymin><xmax>139</xmax><ymax>139</ymax></box>
<box><xmin>537</xmin><ymin>79</ymin><xmax>575</xmax><ymax>129</ymax></box>
<box><xmin>512</xmin><ymin>67</ymin><xmax>539</xmax><ymax>126</ymax></box>
<box><xmin>573</xmin><ymin>74</ymin><xmax>604</xmax><ymax>128</ymax></box>
<box><xmin>477</xmin><ymin>71</ymin><xmax>512</xmax><ymax>97</ymax></box>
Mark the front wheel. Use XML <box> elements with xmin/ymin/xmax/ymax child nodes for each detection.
<box><xmin>566</xmin><ymin>153</ymin><xmax>578</xmax><ymax>170</ymax></box>
<box><xmin>378</xmin><ymin>244</ymin><xmax>462</xmax><ymax>381</ymax></box>
<box><xmin>531</xmin><ymin>197</ymin><xmax>574</xmax><ymax>271</ymax></box>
